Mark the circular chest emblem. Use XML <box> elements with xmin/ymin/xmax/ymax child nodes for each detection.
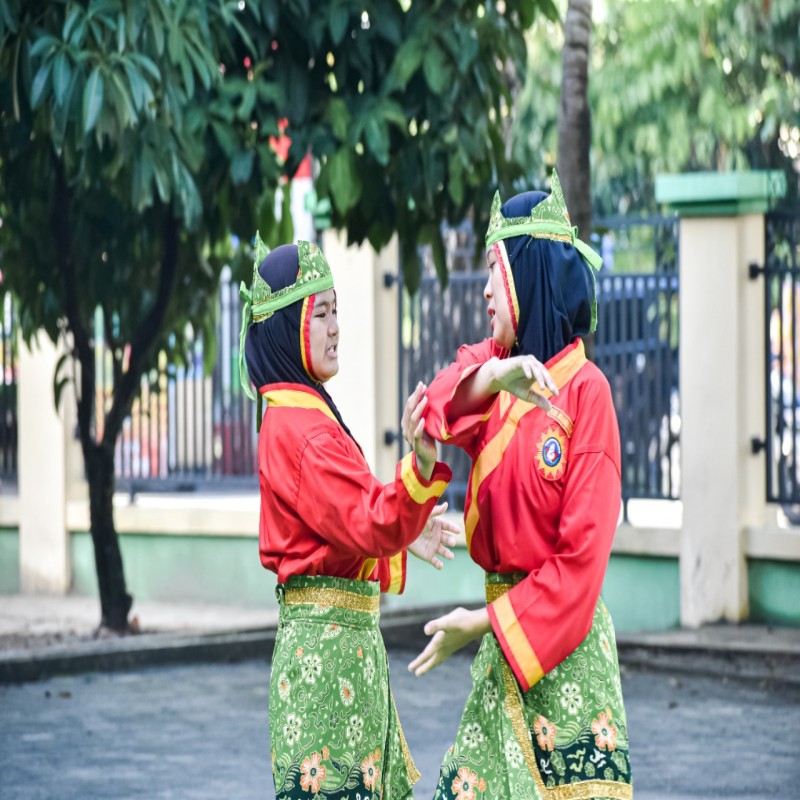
<box><xmin>535</xmin><ymin>425</ymin><xmax>568</xmax><ymax>480</ymax></box>
<box><xmin>542</xmin><ymin>436</ymin><xmax>562</xmax><ymax>467</ymax></box>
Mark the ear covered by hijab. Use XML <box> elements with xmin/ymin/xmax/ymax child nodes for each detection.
<box><xmin>244</xmin><ymin>244</ymin><xmax>352</xmax><ymax>436</ymax></box>
<box><xmin>496</xmin><ymin>191</ymin><xmax>596</xmax><ymax>364</ymax></box>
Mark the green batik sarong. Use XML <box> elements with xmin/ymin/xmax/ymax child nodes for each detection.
<box><xmin>270</xmin><ymin>575</ymin><xmax>419</xmax><ymax>800</ymax></box>
<box><xmin>433</xmin><ymin>574</ymin><xmax>633</xmax><ymax>800</ymax></box>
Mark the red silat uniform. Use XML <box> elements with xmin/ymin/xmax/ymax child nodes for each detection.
<box><xmin>258</xmin><ymin>382</ymin><xmax>453</xmax><ymax>594</ymax></box>
<box><xmin>424</xmin><ymin>338</ymin><xmax>621</xmax><ymax>690</ymax></box>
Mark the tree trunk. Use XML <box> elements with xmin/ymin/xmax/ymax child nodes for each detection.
<box><xmin>558</xmin><ymin>0</ymin><xmax>595</xmax><ymax>358</ymax></box>
<box><xmin>84</xmin><ymin>440</ymin><xmax>133</xmax><ymax>631</ymax></box>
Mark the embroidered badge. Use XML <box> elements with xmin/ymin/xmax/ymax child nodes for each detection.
<box><xmin>535</xmin><ymin>426</ymin><xmax>568</xmax><ymax>480</ymax></box>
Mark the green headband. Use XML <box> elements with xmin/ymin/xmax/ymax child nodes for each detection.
<box><xmin>238</xmin><ymin>234</ymin><xmax>334</xmax><ymax>401</ymax></box>
<box><xmin>485</xmin><ymin>170</ymin><xmax>603</xmax><ymax>332</ymax></box>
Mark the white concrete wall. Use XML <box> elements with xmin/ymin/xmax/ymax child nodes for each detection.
<box><xmin>18</xmin><ymin>334</ymin><xmax>69</xmax><ymax>593</ymax></box>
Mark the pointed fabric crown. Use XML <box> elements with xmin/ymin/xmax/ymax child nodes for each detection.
<box><xmin>484</xmin><ymin>170</ymin><xmax>603</xmax><ymax>331</ymax></box>
<box><xmin>238</xmin><ymin>234</ymin><xmax>334</xmax><ymax>400</ymax></box>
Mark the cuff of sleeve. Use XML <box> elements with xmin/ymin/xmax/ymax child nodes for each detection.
<box><xmin>488</xmin><ymin>592</ymin><xmax>545</xmax><ymax>692</ymax></box>
<box><xmin>399</xmin><ymin>452</ymin><xmax>452</xmax><ymax>505</ymax></box>
<box><xmin>384</xmin><ymin>550</ymin><xmax>407</xmax><ymax>595</ymax></box>
<box><xmin>440</xmin><ymin>362</ymin><xmax>494</xmax><ymax>441</ymax></box>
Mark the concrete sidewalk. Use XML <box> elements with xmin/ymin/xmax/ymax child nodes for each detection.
<box><xmin>1</xmin><ymin>593</ymin><xmax>799</xmax><ymax>685</ymax></box>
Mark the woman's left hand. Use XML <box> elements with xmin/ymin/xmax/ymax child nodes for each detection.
<box><xmin>408</xmin><ymin>502</ymin><xmax>459</xmax><ymax>570</ymax></box>
<box><xmin>408</xmin><ymin>606</ymin><xmax>491</xmax><ymax>676</ymax></box>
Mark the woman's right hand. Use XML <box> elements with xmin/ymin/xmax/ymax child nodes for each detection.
<box><xmin>488</xmin><ymin>355</ymin><xmax>558</xmax><ymax>410</ymax></box>
<box><xmin>408</xmin><ymin>606</ymin><xmax>492</xmax><ymax>676</ymax></box>
<box><xmin>401</xmin><ymin>382</ymin><xmax>436</xmax><ymax>480</ymax></box>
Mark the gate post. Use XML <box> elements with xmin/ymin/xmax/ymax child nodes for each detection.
<box><xmin>656</xmin><ymin>171</ymin><xmax>786</xmax><ymax>627</ymax></box>
<box><xmin>18</xmin><ymin>333</ymin><xmax>71</xmax><ymax>593</ymax></box>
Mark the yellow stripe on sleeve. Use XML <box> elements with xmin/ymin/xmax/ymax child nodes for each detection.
<box><xmin>356</xmin><ymin>558</ymin><xmax>378</xmax><ymax>581</ymax></box>
<box><xmin>387</xmin><ymin>551</ymin><xmax>405</xmax><ymax>594</ymax></box>
<box><xmin>399</xmin><ymin>452</ymin><xmax>448</xmax><ymax>505</ymax></box>
<box><xmin>492</xmin><ymin>592</ymin><xmax>544</xmax><ymax>688</ymax></box>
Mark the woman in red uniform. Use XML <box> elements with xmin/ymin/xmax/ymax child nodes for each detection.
<box><xmin>410</xmin><ymin>173</ymin><xmax>633</xmax><ymax>799</ymax></box>
<box><xmin>239</xmin><ymin>236</ymin><xmax>456</xmax><ymax>799</ymax></box>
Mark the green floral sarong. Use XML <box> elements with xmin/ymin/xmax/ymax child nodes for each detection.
<box><xmin>433</xmin><ymin>574</ymin><xmax>633</xmax><ymax>800</ymax></box>
<box><xmin>270</xmin><ymin>575</ymin><xmax>419</xmax><ymax>799</ymax></box>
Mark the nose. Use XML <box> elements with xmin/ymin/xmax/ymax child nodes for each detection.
<box><xmin>329</xmin><ymin>315</ymin><xmax>339</xmax><ymax>336</ymax></box>
<box><xmin>484</xmin><ymin>275</ymin><xmax>492</xmax><ymax>301</ymax></box>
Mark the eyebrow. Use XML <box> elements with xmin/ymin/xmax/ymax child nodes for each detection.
<box><xmin>313</xmin><ymin>299</ymin><xmax>334</xmax><ymax>311</ymax></box>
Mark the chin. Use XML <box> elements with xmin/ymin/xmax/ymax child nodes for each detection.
<box><xmin>319</xmin><ymin>363</ymin><xmax>339</xmax><ymax>382</ymax></box>
<box><xmin>493</xmin><ymin>329</ymin><xmax>514</xmax><ymax>350</ymax></box>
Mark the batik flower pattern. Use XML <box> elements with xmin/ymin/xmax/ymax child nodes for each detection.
<box><xmin>592</xmin><ymin>709</ymin><xmax>618</xmax><ymax>751</ymax></box>
<box><xmin>299</xmin><ymin>752</ymin><xmax>326</xmax><ymax>793</ymax></box>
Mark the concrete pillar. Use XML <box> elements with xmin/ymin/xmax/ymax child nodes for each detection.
<box><xmin>18</xmin><ymin>333</ymin><xmax>70</xmax><ymax>593</ymax></box>
<box><xmin>656</xmin><ymin>171</ymin><xmax>786</xmax><ymax>626</ymax></box>
<box><xmin>321</xmin><ymin>231</ymin><xmax>400</xmax><ymax>483</ymax></box>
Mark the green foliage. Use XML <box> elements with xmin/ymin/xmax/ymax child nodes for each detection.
<box><xmin>512</xmin><ymin>0</ymin><xmax>800</xmax><ymax>214</ymax></box>
<box><xmin>0</xmin><ymin>0</ymin><xmax>551</xmax><ymax>376</ymax></box>
<box><xmin>590</xmin><ymin>0</ymin><xmax>800</xmax><ymax>212</ymax></box>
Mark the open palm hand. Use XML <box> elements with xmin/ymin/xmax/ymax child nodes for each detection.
<box><xmin>408</xmin><ymin>502</ymin><xmax>459</xmax><ymax>570</ymax></box>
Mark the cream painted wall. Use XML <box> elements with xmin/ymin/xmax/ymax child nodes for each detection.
<box><xmin>18</xmin><ymin>333</ymin><xmax>70</xmax><ymax>593</ymax></box>
<box><xmin>678</xmin><ymin>214</ymin><xmax>770</xmax><ymax>626</ymax></box>
<box><xmin>321</xmin><ymin>230</ymin><xmax>400</xmax><ymax>483</ymax></box>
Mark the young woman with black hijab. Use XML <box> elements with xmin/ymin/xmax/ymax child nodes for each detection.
<box><xmin>239</xmin><ymin>237</ymin><xmax>458</xmax><ymax>799</ymax></box>
<box><xmin>409</xmin><ymin>173</ymin><xmax>633</xmax><ymax>799</ymax></box>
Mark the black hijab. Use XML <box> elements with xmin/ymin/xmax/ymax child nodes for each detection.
<box><xmin>244</xmin><ymin>244</ymin><xmax>352</xmax><ymax>436</ymax></box>
<box><xmin>498</xmin><ymin>191</ymin><xmax>596</xmax><ymax>363</ymax></box>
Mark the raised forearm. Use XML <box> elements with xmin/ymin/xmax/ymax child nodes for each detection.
<box><xmin>447</xmin><ymin>358</ymin><xmax>501</xmax><ymax>418</ymax></box>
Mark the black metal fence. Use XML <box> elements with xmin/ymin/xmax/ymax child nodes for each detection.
<box><xmin>399</xmin><ymin>217</ymin><xmax>681</xmax><ymax>512</ymax></box>
<box><xmin>0</xmin><ymin>293</ymin><xmax>17</xmax><ymax>483</ymax></box>
<box><xmin>763</xmin><ymin>210</ymin><xmax>800</xmax><ymax>505</ymax></box>
<box><xmin>594</xmin><ymin>217</ymin><xmax>681</xmax><ymax>507</ymax></box>
<box><xmin>101</xmin><ymin>269</ymin><xmax>258</xmax><ymax>493</ymax></box>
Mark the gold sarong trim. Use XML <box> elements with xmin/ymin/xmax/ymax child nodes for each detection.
<box><xmin>486</xmin><ymin>582</ymin><xmax>515</xmax><ymax>603</ymax></box>
<box><xmin>501</xmin><ymin>657</ymin><xmax>633</xmax><ymax>800</ymax></box>
<box><xmin>391</xmin><ymin>692</ymin><xmax>421</xmax><ymax>786</ymax></box>
<box><xmin>283</xmin><ymin>586</ymin><xmax>379</xmax><ymax>614</ymax></box>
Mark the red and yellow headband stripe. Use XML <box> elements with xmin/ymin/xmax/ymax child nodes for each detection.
<box><xmin>300</xmin><ymin>294</ymin><xmax>316</xmax><ymax>381</ymax></box>
<box><xmin>493</xmin><ymin>241</ymin><xmax>520</xmax><ymax>334</ymax></box>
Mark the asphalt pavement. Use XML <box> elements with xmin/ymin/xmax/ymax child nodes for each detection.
<box><xmin>2</xmin><ymin>646</ymin><xmax>799</xmax><ymax>799</ymax></box>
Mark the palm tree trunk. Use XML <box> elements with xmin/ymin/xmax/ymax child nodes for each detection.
<box><xmin>558</xmin><ymin>0</ymin><xmax>595</xmax><ymax>358</ymax></box>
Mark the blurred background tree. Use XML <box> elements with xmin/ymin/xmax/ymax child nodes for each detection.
<box><xmin>512</xmin><ymin>0</ymin><xmax>800</xmax><ymax>215</ymax></box>
<box><xmin>0</xmin><ymin>0</ymin><xmax>555</xmax><ymax>632</ymax></box>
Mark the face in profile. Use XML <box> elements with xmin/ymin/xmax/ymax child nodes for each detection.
<box><xmin>308</xmin><ymin>288</ymin><xmax>339</xmax><ymax>381</ymax></box>
<box><xmin>484</xmin><ymin>248</ymin><xmax>516</xmax><ymax>349</ymax></box>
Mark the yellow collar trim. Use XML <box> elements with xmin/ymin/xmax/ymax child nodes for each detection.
<box><xmin>263</xmin><ymin>388</ymin><xmax>338</xmax><ymax>423</ymax></box>
<box><xmin>538</xmin><ymin>339</ymin><xmax>587</xmax><ymax>397</ymax></box>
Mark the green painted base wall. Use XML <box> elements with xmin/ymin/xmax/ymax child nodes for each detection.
<box><xmin>602</xmin><ymin>554</ymin><xmax>681</xmax><ymax>632</ymax></box>
<box><xmin>386</xmin><ymin>551</ymin><xmax>682</xmax><ymax>634</ymax></box>
<box><xmin>70</xmin><ymin>531</ymin><xmax>277</xmax><ymax>608</ymax></box>
<box><xmin>60</xmin><ymin>533</ymin><xmax>800</xmax><ymax>630</ymax></box>
<box><xmin>748</xmin><ymin>559</ymin><xmax>800</xmax><ymax>626</ymax></box>
<box><xmin>0</xmin><ymin>527</ymin><xmax>20</xmax><ymax>594</ymax></box>
<box><xmin>382</xmin><ymin>547</ymin><xmax>485</xmax><ymax>613</ymax></box>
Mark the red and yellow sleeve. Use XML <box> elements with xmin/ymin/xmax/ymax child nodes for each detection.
<box><xmin>488</xmin><ymin>380</ymin><xmax>622</xmax><ymax>691</ymax></box>
<box><xmin>370</xmin><ymin>551</ymin><xmax>408</xmax><ymax>594</ymax></box>
<box><xmin>424</xmin><ymin>339</ymin><xmax>504</xmax><ymax>453</ymax></box>
<box><xmin>295</xmin><ymin>433</ymin><xmax>452</xmax><ymax>560</ymax></box>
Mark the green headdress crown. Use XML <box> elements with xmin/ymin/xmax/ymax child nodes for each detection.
<box><xmin>238</xmin><ymin>234</ymin><xmax>334</xmax><ymax>401</ymax></box>
<box><xmin>485</xmin><ymin>170</ymin><xmax>603</xmax><ymax>332</ymax></box>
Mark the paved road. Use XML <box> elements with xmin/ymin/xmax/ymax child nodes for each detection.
<box><xmin>1</xmin><ymin>649</ymin><xmax>798</xmax><ymax>799</ymax></box>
